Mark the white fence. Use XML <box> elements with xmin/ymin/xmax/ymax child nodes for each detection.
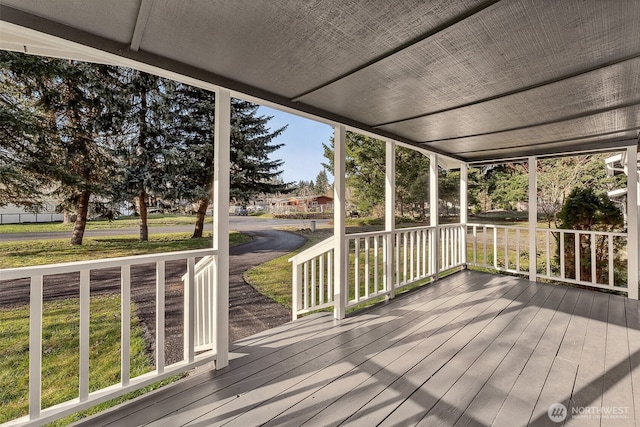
<box><xmin>0</xmin><ymin>212</ymin><xmax>64</xmax><ymax>224</ymax></box>
<box><xmin>1</xmin><ymin>248</ymin><xmax>221</xmax><ymax>426</ymax></box>
<box><xmin>467</xmin><ymin>223</ymin><xmax>629</xmax><ymax>294</ymax></box>
<box><xmin>289</xmin><ymin>224</ymin><xmax>466</xmax><ymax>318</ymax></box>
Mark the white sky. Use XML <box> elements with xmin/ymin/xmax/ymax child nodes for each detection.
<box><xmin>258</xmin><ymin>105</ymin><xmax>334</xmax><ymax>185</ymax></box>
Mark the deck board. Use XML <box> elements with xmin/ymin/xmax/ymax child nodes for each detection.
<box><xmin>384</xmin><ymin>280</ymin><xmax>546</xmax><ymax>427</ymax></box>
<box><xmin>601</xmin><ymin>295</ymin><xmax>635</xmax><ymax>427</ymax></box>
<box><xmin>490</xmin><ymin>285</ymin><xmax>574</xmax><ymax>425</ymax></box>
<box><xmin>565</xmin><ymin>291</ymin><xmax>610</xmax><ymax>427</ymax></box>
<box><xmin>74</xmin><ymin>270</ymin><xmax>640</xmax><ymax>427</ymax></box>
<box><xmin>451</xmin><ymin>280</ymin><xmax>559</xmax><ymax>427</ymax></box>
<box><xmin>426</xmin><ymin>285</ymin><xmax>576</xmax><ymax>427</ymax></box>
<box><xmin>240</xmin><ymin>272</ymin><xmax>496</xmax><ymax>427</ymax></box>
<box><xmin>341</xmin><ymin>275</ymin><xmax>527</xmax><ymax>426</ymax></box>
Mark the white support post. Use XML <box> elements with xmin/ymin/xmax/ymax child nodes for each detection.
<box><xmin>184</xmin><ymin>257</ymin><xmax>195</xmax><ymax>363</ymax></box>
<box><xmin>291</xmin><ymin>262</ymin><xmax>301</xmax><ymax>320</ymax></box>
<box><xmin>528</xmin><ymin>156</ymin><xmax>537</xmax><ymax>282</ymax></box>
<box><xmin>333</xmin><ymin>124</ymin><xmax>346</xmax><ymax>319</ymax></box>
<box><xmin>121</xmin><ymin>265</ymin><xmax>131</xmax><ymax>386</ymax></box>
<box><xmin>155</xmin><ymin>260</ymin><xmax>165</xmax><ymax>373</ymax></box>
<box><xmin>385</xmin><ymin>140</ymin><xmax>396</xmax><ymax>299</ymax></box>
<box><xmin>213</xmin><ymin>88</ymin><xmax>231</xmax><ymax>367</ymax></box>
<box><xmin>627</xmin><ymin>145</ymin><xmax>638</xmax><ymax>299</ymax></box>
<box><xmin>430</xmin><ymin>153</ymin><xmax>440</xmax><ymax>279</ymax></box>
<box><xmin>460</xmin><ymin>162</ymin><xmax>468</xmax><ymax>267</ymax></box>
<box><xmin>28</xmin><ymin>275</ymin><xmax>43</xmax><ymax>420</ymax></box>
<box><xmin>79</xmin><ymin>270</ymin><xmax>90</xmax><ymax>401</ymax></box>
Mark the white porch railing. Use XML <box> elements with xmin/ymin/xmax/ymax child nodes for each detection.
<box><xmin>181</xmin><ymin>255</ymin><xmax>216</xmax><ymax>351</ymax></box>
<box><xmin>289</xmin><ymin>224</ymin><xmax>466</xmax><ymax>318</ymax></box>
<box><xmin>1</xmin><ymin>248</ymin><xmax>221</xmax><ymax>427</ymax></box>
<box><xmin>289</xmin><ymin>237</ymin><xmax>335</xmax><ymax>319</ymax></box>
<box><xmin>291</xmin><ymin>222</ymin><xmax>631</xmax><ymax>319</ymax></box>
<box><xmin>467</xmin><ymin>224</ymin><xmax>530</xmax><ymax>276</ymax></box>
<box><xmin>467</xmin><ymin>223</ymin><xmax>629</xmax><ymax>294</ymax></box>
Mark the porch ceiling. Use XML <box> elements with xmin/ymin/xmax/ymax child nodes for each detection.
<box><xmin>1</xmin><ymin>0</ymin><xmax>639</xmax><ymax>162</ymax></box>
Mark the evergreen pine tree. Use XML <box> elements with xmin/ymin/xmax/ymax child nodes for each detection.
<box><xmin>315</xmin><ymin>169</ymin><xmax>330</xmax><ymax>195</ymax></box>
<box><xmin>164</xmin><ymin>82</ymin><xmax>216</xmax><ymax>238</ymax></box>
<box><xmin>0</xmin><ymin>51</ymin><xmax>126</xmax><ymax>245</ymax></box>
<box><xmin>113</xmin><ymin>70</ymin><xmax>174</xmax><ymax>241</ymax></box>
<box><xmin>230</xmin><ymin>100</ymin><xmax>290</xmax><ymax>201</ymax></box>
<box><xmin>0</xmin><ymin>67</ymin><xmax>48</xmax><ymax>209</ymax></box>
<box><xmin>167</xmin><ymin>85</ymin><xmax>291</xmax><ymax>238</ymax></box>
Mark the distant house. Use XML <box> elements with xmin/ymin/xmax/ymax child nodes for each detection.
<box><xmin>271</xmin><ymin>195</ymin><xmax>334</xmax><ymax>214</ymax></box>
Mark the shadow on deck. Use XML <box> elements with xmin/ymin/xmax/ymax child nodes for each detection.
<box><xmin>76</xmin><ymin>270</ymin><xmax>640</xmax><ymax>426</ymax></box>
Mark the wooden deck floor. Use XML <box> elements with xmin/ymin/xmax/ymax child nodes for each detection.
<box><xmin>77</xmin><ymin>270</ymin><xmax>640</xmax><ymax>426</ymax></box>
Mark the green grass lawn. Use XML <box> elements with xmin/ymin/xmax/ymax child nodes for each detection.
<box><xmin>244</xmin><ymin>225</ymin><xmax>397</xmax><ymax>310</ymax></box>
<box><xmin>244</xmin><ymin>229</ymin><xmax>331</xmax><ymax>309</ymax></box>
<box><xmin>0</xmin><ymin>231</ymin><xmax>250</xmax><ymax>269</ymax></box>
<box><xmin>0</xmin><ymin>295</ymin><xmax>183</xmax><ymax>425</ymax></box>
<box><xmin>0</xmin><ymin>214</ymin><xmax>212</xmax><ymax>234</ymax></box>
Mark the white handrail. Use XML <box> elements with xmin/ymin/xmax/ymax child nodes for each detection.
<box><xmin>1</xmin><ymin>248</ymin><xmax>214</xmax><ymax>281</ymax></box>
<box><xmin>288</xmin><ymin>237</ymin><xmax>333</xmax><ymax>263</ymax></box>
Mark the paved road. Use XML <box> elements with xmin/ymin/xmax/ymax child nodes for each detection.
<box><xmin>0</xmin><ymin>216</ymin><xmax>330</xmax><ymax>241</ymax></box>
<box><xmin>0</xmin><ymin>216</ymin><xmax>330</xmax><ymax>364</ymax></box>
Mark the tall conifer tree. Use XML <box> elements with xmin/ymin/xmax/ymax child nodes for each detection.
<box><xmin>113</xmin><ymin>70</ymin><xmax>174</xmax><ymax>241</ymax></box>
<box><xmin>167</xmin><ymin>85</ymin><xmax>291</xmax><ymax>237</ymax></box>
<box><xmin>0</xmin><ymin>51</ymin><xmax>125</xmax><ymax>245</ymax></box>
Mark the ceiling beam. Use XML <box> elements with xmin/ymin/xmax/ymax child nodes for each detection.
<box><xmin>418</xmin><ymin>100</ymin><xmax>640</xmax><ymax>145</ymax></box>
<box><xmin>373</xmin><ymin>52</ymin><xmax>640</xmax><ymax>129</ymax></box>
<box><xmin>465</xmin><ymin>137</ymin><xmax>638</xmax><ymax>164</ymax></box>
<box><xmin>130</xmin><ymin>0</ymin><xmax>154</xmax><ymax>52</ymax></box>
<box><xmin>455</xmin><ymin>130</ymin><xmax>640</xmax><ymax>161</ymax></box>
<box><xmin>466</xmin><ymin>137</ymin><xmax>637</xmax><ymax>165</ymax></box>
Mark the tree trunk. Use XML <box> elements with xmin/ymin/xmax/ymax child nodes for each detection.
<box><xmin>70</xmin><ymin>191</ymin><xmax>90</xmax><ymax>245</ymax></box>
<box><xmin>138</xmin><ymin>190</ymin><xmax>149</xmax><ymax>242</ymax></box>
<box><xmin>192</xmin><ymin>197</ymin><xmax>209</xmax><ymax>238</ymax></box>
<box><xmin>63</xmin><ymin>210</ymin><xmax>72</xmax><ymax>224</ymax></box>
